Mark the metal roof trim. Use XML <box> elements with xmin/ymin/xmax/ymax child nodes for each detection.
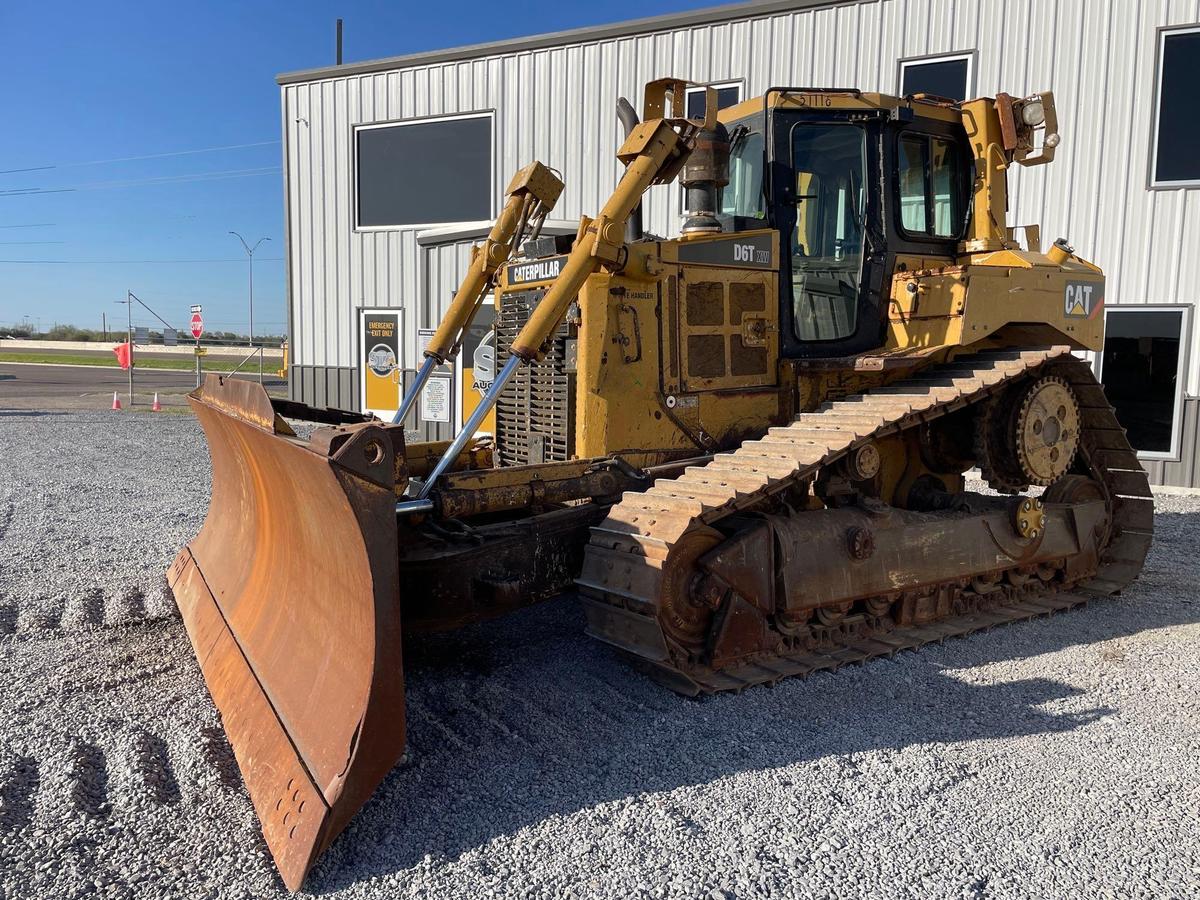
<box><xmin>277</xmin><ymin>0</ymin><xmax>852</xmax><ymax>85</ymax></box>
<box><xmin>415</xmin><ymin>219</ymin><xmax>579</xmax><ymax>246</ymax></box>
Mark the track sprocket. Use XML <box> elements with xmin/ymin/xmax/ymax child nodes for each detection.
<box><xmin>1015</xmin><ymin>375</ymin><xmax>1080</xmax><ymax>485</ymax></box>
<box><xmin>974</xmin><ymin>373</ymin><xmax>1081</xmax><ymax>492</ymax></box>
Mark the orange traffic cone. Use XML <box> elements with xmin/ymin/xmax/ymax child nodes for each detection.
<box><xmin>152</xmin><ymin>393</ymin><xmax>161</xmax><ymax>412</ymax></box>
<box><xmin>111</xmin><ymin>392</ymin><xmax>122</xmax><ymax>411</ymax></box>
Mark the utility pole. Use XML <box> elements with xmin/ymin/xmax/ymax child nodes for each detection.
<box><xmin>228</xmin><ymin>231</ymin><xmax>270</xmax><ymax>348</ymax></box>
<box><xmin>102</xmin><ymin>311</ymin><xmax>107</xmax><ymax>341</ymax></box>
<box><xmin>126</xmin><ymin>295</ymin><xmax>132</xmax><ymax>406</ymax></box>
<box><xmin>115</xmin><ymin>293</ymin><xmax>133</xmax><ymax>406</ymax></box>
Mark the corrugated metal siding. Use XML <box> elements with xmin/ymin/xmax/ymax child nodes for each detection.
<box><xmin>417</xmin><ymin>241</ymin><xmax>476</xmax><ymax>441</ymax></box>
<box><xmin>422</xmin><ymin>241</ymin><xmax>475</xmax><ymax>331</ymax></box>
<box><xmin>283</xmin><ymin>0</ymin><xmax>1200</xmax><ymax>471</ymax></box>
<box><xmin>289</xmin><ymin>365</ymin><xmax>358</xmax><ymax>411</ymax></box>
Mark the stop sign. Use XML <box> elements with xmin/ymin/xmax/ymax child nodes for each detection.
<box><xmin>190</xmin><ymin>312</ymin><xmax>204</xmax><ymax>339</ymax></box>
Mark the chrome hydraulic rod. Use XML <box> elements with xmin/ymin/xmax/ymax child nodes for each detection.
<box><xmin>395</xmin><ymin>498</ymin><xmax>435</xmax><ymax>516</ymax></box>
<box><xmin>414</xmin><ymin>355</ymin><xmax>523</xmax><ymax>500</ymax></box>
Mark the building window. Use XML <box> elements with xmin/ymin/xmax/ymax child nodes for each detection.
<box><xmin>685</xmin><ymin>82</ymin><xmax>743</xmax><ymax>120</ymax></box>
<box><xmin>355</xmin><ymin>113</ymin><xmax>493</xmax><ymax>229</ymax></box>
<box><xmin>896</xmin><ymin>134</ymin><xmax>965</xmax><ymax>239</ymax></box>
<box><xmin>1151</xmin><ymin>26</ymin><xmax>1200</xmax><ymax>187</ymax></box>
<box><xmin>899</xmin><ymin>53</ymin><xmax>974</xmax><ymax>102</ymax></box>
<box><xmin>1099</xmin><ymin>307</ymin><xmax>1189</xmax><ymax>457</ymax></box>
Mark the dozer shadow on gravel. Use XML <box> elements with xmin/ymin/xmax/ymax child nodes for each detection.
<box><xmin>168</xmin><ymin>80</ymin><xmax>1152</xmax><ymax>889</ymax></box>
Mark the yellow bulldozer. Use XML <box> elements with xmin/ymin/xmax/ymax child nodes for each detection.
<box><xmin>168</xmin><ymin>80</ymin><xmax>1152</xmax><ymax>889</ymax></box>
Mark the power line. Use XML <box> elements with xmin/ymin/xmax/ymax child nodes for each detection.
<box><xmin>0</xmin><ymin>167</ymin><xmax>281</xmax><ymax>197</ymax></box>
<box><xmin>0</xmin><ymin>240</ymin><xmax>64</xmax><ymax>245</ymax></box>
<box><xmin>0</xmin><ymin>223</ymin><xmax>55</xmax><ymax>228</ymax></box>
<box><xmin>0</xmin><ymin>140</ymin><xmax>281</xmax><ymax>176</ymax></box>
<box><xmin>0</xmin><ymin>257</ymin><xmax>284</xmax><ymax>264</ymax></box>
<box><xmin>0</xmin><ymin>188</ymin><xmax>75</xmax><ymax>196</ymax></box>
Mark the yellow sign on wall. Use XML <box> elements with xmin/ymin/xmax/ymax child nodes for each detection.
<box><xmin>359</xmin><ymin>309</ymin><xmax>400</xmax><ymax>418</ymax></box>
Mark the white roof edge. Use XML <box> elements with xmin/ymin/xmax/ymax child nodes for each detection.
<box><xmin>277</xmin><ymin>0</ymin><xmax>848</xmax><ymax>85</ymax></box>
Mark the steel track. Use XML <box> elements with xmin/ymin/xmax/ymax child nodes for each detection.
<box><xmin>577</xmin><ymin>346</ymin><xmax>1155</xmax><ymax>695</ymax></box>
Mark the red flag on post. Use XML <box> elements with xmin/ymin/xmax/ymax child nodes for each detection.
<box><xmin>112</xmin><ymin>342</ymin><xmax>132</xmax><ymax>370</ymax></box>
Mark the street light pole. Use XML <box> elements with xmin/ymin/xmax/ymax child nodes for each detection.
<box><xmin>229</xmin><ymin>231</ymin><xmax>270</xmax><ymax>349</ymax></box>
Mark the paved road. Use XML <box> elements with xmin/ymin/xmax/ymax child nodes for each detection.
<box><xmin>0</xmin><ymin>362</ymin><xmax>285</xmax><ymax>411</ymax></box>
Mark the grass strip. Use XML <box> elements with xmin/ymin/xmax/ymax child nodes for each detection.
<box><xmin>0</xmin><ymin>352</ymin><xmax>276</xmax><ymax>373</ymax></box>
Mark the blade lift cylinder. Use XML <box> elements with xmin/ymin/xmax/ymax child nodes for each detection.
<box><xmin>404</xmin><ymin>79</ymin><xmax>716</xmax><ymax>507</ymax></box>
<box><xmin>391</xmin><ymin>161</ymin><xmax>564</xmax><ymax>425</ymax></box>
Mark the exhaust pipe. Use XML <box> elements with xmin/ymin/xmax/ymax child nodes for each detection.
<box><xmin>616</xmin><ymin>97</ymin><xmax>644</xmax><ymax>243</ymax></box>
<box><xmin>681</xmin><ymin>120</ymin><xmax>731</xmax><ymax>234</ymax></box>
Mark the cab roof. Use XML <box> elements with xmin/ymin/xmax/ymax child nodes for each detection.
<box><xmin>718</xmin><ymin>89</ymin><xmax>969</xmax><ymax>125</ymax></box>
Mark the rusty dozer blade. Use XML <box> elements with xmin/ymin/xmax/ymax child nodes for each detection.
<box><xmin>167</xmin><ymin>375</ymin><xmax>405</xmax><ymax>891</ymax></box>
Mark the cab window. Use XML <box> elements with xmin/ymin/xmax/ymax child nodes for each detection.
<box><xmin>897</xmin><ymin>134</ymin><xmax>965</xmax><ymax>239</ymax></box>
<box><xmin>721</xmin><ymin>129</ymin><xmax>766</xmax><ymax>219</ymax></box>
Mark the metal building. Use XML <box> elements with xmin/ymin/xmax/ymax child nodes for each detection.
<box><xmin>277</xmin><ymin>0</ymin><xmax>1200</xmax><ymax>487</ymax></box>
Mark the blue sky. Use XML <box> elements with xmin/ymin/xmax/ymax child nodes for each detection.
<box><xmin>0</xmin><ymin>0</ymin><xmax>714</xmax><ymax>337</ymax></box>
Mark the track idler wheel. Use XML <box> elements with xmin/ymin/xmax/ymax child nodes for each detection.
<box><xmin>658</xmin><ymin>526</ymin><xmax>725</xmax><ymax>650</ymax></box>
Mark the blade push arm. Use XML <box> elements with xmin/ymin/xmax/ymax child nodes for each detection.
<box><xmin>392</xmin><ymin>161</ymin><xmax>564</xmax><ymax>425</ymax></box>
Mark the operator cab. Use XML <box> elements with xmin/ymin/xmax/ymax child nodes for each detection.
<box><xmin>713</xmin><ymin>90</ymin><xmax>974</xmax><ymax>358</ymax></box>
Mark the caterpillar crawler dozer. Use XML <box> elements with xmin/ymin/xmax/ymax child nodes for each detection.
<box><xmin>169</xmin><ymin>80</ymin><xmax>1152</xmax><ymax>889</ymax></box>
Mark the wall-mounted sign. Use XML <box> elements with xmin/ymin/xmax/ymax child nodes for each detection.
<box><xmin>358</xmin><ymin>308</ymin><xmax>402</xmax><ymax>418</ymax></box>
<box><xmin>420</xmin><ymin>374</ymin><xmax>451</xmax><ymax>423</ymax></box>
<box><xmin>455</xmin><ymin>295</ymin><xmax>496</xmax><ymax>436</ymax></box>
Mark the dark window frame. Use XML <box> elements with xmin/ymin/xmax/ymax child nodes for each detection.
<box><xmin>1149</xmin><ymin>25</ymin><xmax>1200</xmax><ymax>189</ymax></box>
<box><xmin>684</xmin><ymin>80</ymin><xmax>745</xmax><ymax>120</ymax></box>
<box><xmin>892</xmin><ymin>130</ymin><xmax>972</xmax><ymax>243</ymax></box>
<box><xmin>1096</xmin><ymin>304</ymin><xmax>1191</xmax><ymax>460</ymax></box>
<box><xmin>353</xmin><ymin>111</ymin><xmax>495</xmax><ymax>230</ymax></box>
<box><xmin>897</xmin><ymin>51</ymin><xmax>976</xmax><ymax>103</ymax></box>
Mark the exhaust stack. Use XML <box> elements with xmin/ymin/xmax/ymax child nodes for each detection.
<box><xmin>616</xmin><ymin>97</ymin><xmax>644</xmax><ymax>243</ymax></box>
<box><xmin>681</xmin><ymin>120</ymin><xmax>731</xmax><ymax>234</ymax></box>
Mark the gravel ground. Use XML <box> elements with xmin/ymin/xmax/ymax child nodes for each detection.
<box><xmin>1</xmin><ymin>408</ymin><xmax>1198</xmax><ymax>900</ymax></box>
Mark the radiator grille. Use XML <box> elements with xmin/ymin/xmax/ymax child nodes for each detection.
<box><xmin>494</xmin><ymin>290</ymin><xmax>575</xmax><ymax>467</ymax></box>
